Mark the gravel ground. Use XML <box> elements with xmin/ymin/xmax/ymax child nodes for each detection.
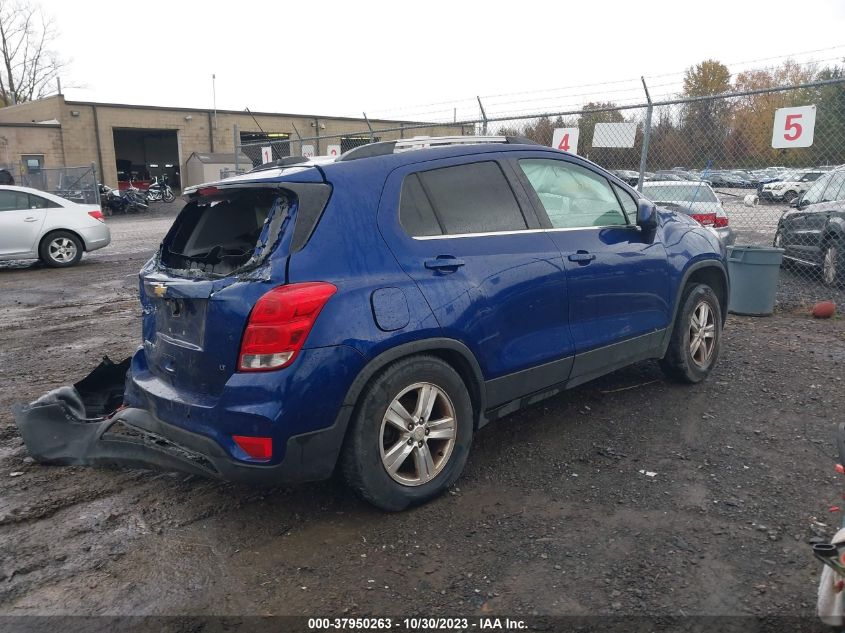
<box><xmin>0</xmin><ymin>205</ymin><xmax>843</xmax><ymax>620</ymax></box>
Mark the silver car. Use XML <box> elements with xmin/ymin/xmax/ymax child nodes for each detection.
<box><xmin>0</xmin><ymin>185</ymin><xmax>110</xmax><ymax>267</ymax></box>
<box><xmin>641</xmin><ymin>181</ymin><xmax>736</xmax><ymax>246</ymax></box>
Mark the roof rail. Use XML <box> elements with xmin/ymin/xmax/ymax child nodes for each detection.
<box><xmin>336</xmin><ymin>135</ymin><xmax>541</xmax><ymax>162</ymax></box>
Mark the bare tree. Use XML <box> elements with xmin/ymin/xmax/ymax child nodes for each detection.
<box><xmin>0</xmin><ymin>0</ymin><xmax>67</xmax><ymax>106</ymax></box>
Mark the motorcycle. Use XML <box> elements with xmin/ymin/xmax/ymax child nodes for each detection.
<box><xmin>146</xmin><ymin>175</ymin><xmax>175</xmax><ymax>203</ymax></box>
<box><xmin>98</xmin><ymin>183</ymin><xmax>148</xmax><ymax>215</ymax></box>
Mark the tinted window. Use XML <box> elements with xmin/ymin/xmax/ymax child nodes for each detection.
<box><xmin>0</xmin><ymin>190</ymin><xmax>29</xmax><ymax>211</ymax></box>
<box><xmin>399</xmin><ymin>174</ymin><xmax>442</xmax><ymax>237</ymax></box>
<box><xmin>612</xmin><ymin>183</ymin><xmax>637</xmax><ymax>221</ymax></box>
<box><xmin>519</xmin><ymin>159</ymin><xmax>627</xmax><ymax>229</ymax></box>
<box><xmin>802</xmin><ymin>175</ymin><xmax>830</xmax><ymax>205</ymax></box>
<box><xmin>417</xmin><ymin>161</ymin><xmax>526</xmax><ymax>235</ymax></box>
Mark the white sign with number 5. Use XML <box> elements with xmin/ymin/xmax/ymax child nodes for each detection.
<box><xmin>552</xmin><ymin>127</ymin><xmax>579</xmax><ymax>155</ymax></box>
<box><xmin>772</xmin><ymin>105</ymin><xmax>816</xmax><ymax>149</ymax></box>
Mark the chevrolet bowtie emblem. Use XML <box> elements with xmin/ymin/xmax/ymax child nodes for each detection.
<box><xmin>151</xmin><ymin>283</ymin><xmax>167</xmax><ymax>298</ymax></box>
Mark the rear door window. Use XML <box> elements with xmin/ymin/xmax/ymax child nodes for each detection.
<box><xmin>413</xmin><ymin>161</ymin><xmax>527</xmax><ymax>235</ymax></box>
<box><xmin>399</xmin><ymin>174</ymin><xmax>442</xmax><ymax>237</ymax></box>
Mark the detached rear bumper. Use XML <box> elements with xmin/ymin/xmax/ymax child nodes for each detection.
<box><xmin>12</xmin><ymin>358</ymin><xmax>349</xmax><ymax>485</ymax></box>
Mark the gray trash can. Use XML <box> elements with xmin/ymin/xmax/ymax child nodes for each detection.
<box><xmin>726</xmin><ymin>245</ymin><xmax>784</xmax><ymax>316</ymax></box>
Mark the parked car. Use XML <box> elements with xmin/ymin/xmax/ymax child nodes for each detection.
<box><xmin>611</xmin><ymin>169</ymin><xmax>640</xmax><ymax>186</ymax></box>
<box><xmin>641</xmin><ymin>181</ymin><xmax>735</xmax><ymax>246</ymax></box>
<box><xmin>653</xmin><ymin>171</ymin><xmax>686</xmax><ymax>181</ymax></box>
<box><xmin>0</xmin><ymin>185</ymin><xmax>110</xmax><ymax>267</ymax></box>
<box><xmin>760</xmin><ymin>170</ymin><xmax>825</xmax><ymax>203</ymax></box>
<box><xmin>774</xmin><ymin>167</ymin><xmax>845</xmax><ymax>286</ymax></box>
<box><xmin>709</xmin><ymin>171</ymin><xmax>749</xmax><ymax>188</ymax></box>
<box><xmin>14</xmin><ymin>136</ymin><xmax>729</xmax><ymax>511</ymax></box>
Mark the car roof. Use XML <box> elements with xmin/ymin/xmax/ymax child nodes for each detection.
<box><xmin>191</xmin><ymin>141</ymin><xmax>595</xmax><ymax>192</ymax></box>
<box><xmin>643</xmin><ymin>180</ymin><xmax>714</xmax><ymax>188</ymax></box>
<box><xmin>0</xmin><ymin>185</ymin><xmax>72</xmax><ymax>205</ymax></box>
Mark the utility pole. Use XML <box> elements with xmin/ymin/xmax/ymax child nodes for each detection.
<box><xmin>212</xmin><ymin>74</ymin><xmax>218</xmax><ymax>130</ymax></box>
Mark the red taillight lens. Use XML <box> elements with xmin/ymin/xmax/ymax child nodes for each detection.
<box><xmin>691</xmin><ymin>213</ymin><xmax>715</xmax><ymax>226</ymax></box>
<box><xmin>233</xmin><ymin>435</ymin><xmax>272</xmax><ymax>460</ymax></box>
<box><xmin>713</xmin><ymin>216</ymin><xmax>729</xmax><ymax>228</ymax></box>
<box><xmin>88</xmin><ymin>209</ymin><xmax>105</xmax><ymax>222</ymax></box>
<box><xmin>238</xmin><ymin>282</ymin><xmax>337</xmax><ymax>372</ymax></box>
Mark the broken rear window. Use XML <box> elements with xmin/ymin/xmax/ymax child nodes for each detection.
<box><xmin>160</xmin><ymin>190</ymin><xmax>289</xmax><ymax>277</ymax></box>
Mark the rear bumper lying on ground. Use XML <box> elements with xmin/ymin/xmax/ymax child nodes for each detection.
<box><xmin>12</xmin><ymin>357</ymin><xmax>349</xmax><ymax>484</ymax></box>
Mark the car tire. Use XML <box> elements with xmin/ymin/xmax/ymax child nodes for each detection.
<box><xmin>341</xmin><ymin>355</ymin><xmax>474</xmax><ymax>511</ymax></box>
<box><xmin>659</xmin><ymin>283</ymin><xmax>722</xmax><ymax>384</ymax></box>
<box><xmin>822</xmin><ymin>241</ymin><xmax>844</xmax><ymax>288</ymax></box>
<box><xmin>39</xmin><ymin>231</ymin><xmax>83</xmax><ymax>267</ymax></box>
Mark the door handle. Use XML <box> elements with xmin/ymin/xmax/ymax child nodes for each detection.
<box><xmin>568</xmin><ymin>252</ymin><xmax>596</xmax><ymax>263</ymax></box>
<box><xmin>425</xmin><ymin>256</ymin><xmax>466</xmax><ymax>271</ymax></box>
<box><xmin>23</xmin><ymin>217</ymin><xmax>39</xmax><ymax>222</ymax></box>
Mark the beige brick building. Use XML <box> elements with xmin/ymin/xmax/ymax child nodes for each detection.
<box><xmin>0</xmin><ymin>94</ymin><xmax>466</xmax><ymax>189</ymax></box>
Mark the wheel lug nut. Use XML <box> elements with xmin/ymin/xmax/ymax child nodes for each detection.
<box><xmin>424</xmin><ymin>428</ymin><xmax>430</xmax><ymax>435</ymax></box>
<box><xmin>417</xmin><ymin>441</ymin><xmax>424</xmax><ymax>447</ymax></box>
<box><xmin>407</xmin><ymin>438</ymin><xmax>413</xmax><ymax>445</ymax></box>
<box><xmin>407</xmin><ymin>423</ymin><xmax>414</xmax><ymax>431</ymax></box>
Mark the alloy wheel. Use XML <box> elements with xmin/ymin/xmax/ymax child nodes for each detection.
<box><xmin>48</xmin><ymin>237</ymin><xmax>78</xmax><ymax>264</ymax></box>
<box><xmin>689</xmin><ymin>301</ymin><xmax>716</xmax><ymax>368</ymax></box>
<box><xmin>379</xmin><ymin>382</ymin><xmax>456</xmax><ymax>486</ymax></box>
<box><xmin>823</xmin><ymin>245</ymin><xmax>839</xmax><ymax>286</ymax></box>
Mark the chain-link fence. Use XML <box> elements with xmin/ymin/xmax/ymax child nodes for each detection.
<box><xmin>235</xmin><ymin>78</ymin><xmax>845</xmax><ymax>309</ymax></box>
<box><xmin>2</xmin><ymin>162</ymin><xmax>100</xmax><ymax>205</ymax></box>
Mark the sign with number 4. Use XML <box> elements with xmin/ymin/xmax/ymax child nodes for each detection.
<box><xmin>772</xmin><ymin>105</ymin><xmax>816</xmax><ymax>149</ymax></box>
<box><xmin>552</xmin><ymin>127</ymin><xmax>579</xmax><ymax>155</ymax></box>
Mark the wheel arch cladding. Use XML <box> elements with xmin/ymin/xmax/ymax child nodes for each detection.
<box><xmin>686</xmin><ymin>264</ymin><xmax>728</xmax><ymax>324</ymax></box>
<box><xmin>341</xmin><ymin>339</ymin><xmax>486</xmax><ymax>429</ymax></box>
<box><xmin>41</xmin><ymin>228</ymin><xmax>86</xmax><ymax>252</ymax></box>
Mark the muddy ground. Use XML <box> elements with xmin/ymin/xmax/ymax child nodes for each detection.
<box><xmin>0</xmin><ymin>207</ymin><xmax>843</xmax><ymax>618</ymax></box>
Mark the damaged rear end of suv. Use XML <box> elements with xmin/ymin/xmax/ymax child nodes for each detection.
<box><xmin>13</xmin><ymin>164</ymin><xmax>350</xmax><ymax>484</ymax></box>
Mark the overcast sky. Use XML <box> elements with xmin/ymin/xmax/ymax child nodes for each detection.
<box><xmin>40</xmin><ymin>0</ymin><xmax>845</xmax><ymax>122</ymax></box>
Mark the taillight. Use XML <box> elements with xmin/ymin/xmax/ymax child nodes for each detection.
<box><xmin>691</xmin><ymin>213</ymin><xmax>715</xmax><ymax>226</ymax></box>
<box><xmin>713</xmin><ymin>216</ymin><xmax>729</xmax><ymax>228</ymax></box>
<box><xmin>88</xmin><ymin>209</ymin><xmax>105</xmax><ymax>222</ymax></box>
<box><xmin>238</xmin><ymin>282</ymin><xmax>337</xmax><ymax>372</ymax></box>
<box><xmin>233</xmin><ymin>435</ymin><xmax>272</xmax><ymax>460</ymax></box>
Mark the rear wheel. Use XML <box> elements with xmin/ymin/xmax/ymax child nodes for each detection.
<box><xmin>39</xmin><ymin>231</ymin><xmax>83</xmax><ymax>267</ymax></box>
<box><xmin>341</xmin><ymin>355</ymin><xmax>473</xmax><ymax>511</ymax></box>
<box><xmin>823</xmin><ymin>241</ymin><xmax>844</xmax><ymax>287</ymax></box>
<box><xmin>660</xmin><ymin>283</ymin><xmax>722</xmax><ymax>384</ymax></box>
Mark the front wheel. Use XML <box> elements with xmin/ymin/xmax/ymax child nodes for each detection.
<box><xmin>660</xmin><ymin>283</ymin><xmax>723</xmax><ymax>384</ymax></box>
<box><xmin>163</xmin><ymin>188</ymin><xmax>175</xmax><ymax>203</ymax></box>
<box><xmin>341</xmin><ymin>355</ymin><xmax>473</xmax><ymax>511</ymax></box>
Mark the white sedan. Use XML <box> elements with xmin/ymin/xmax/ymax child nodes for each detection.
<box><xmin>0</xmin><ymin>185</ymin><xmax>110</xmax><ymax>267</ymax></box>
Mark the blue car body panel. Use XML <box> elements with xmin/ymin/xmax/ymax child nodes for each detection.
<box><xmin>115</xmin><ymin>143</ymin><xmax>728</xmax><ymax>480</ymax></box>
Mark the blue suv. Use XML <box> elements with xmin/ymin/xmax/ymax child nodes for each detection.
<box><xmin>14</xmin><ymin>137</ymin><xmax>728</xmax><ymax>511</ymax></box>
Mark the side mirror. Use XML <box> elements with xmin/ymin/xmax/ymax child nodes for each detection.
<box><xmin>637</xmin><ymin>199</ymin><xmax>658</xmax><ymax>230</ymax></box>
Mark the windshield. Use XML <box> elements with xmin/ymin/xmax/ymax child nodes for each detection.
<box><xmin>643</xmin><ymin>184</ymin><xmax>718</xmax><ymax>204</ymax></box>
